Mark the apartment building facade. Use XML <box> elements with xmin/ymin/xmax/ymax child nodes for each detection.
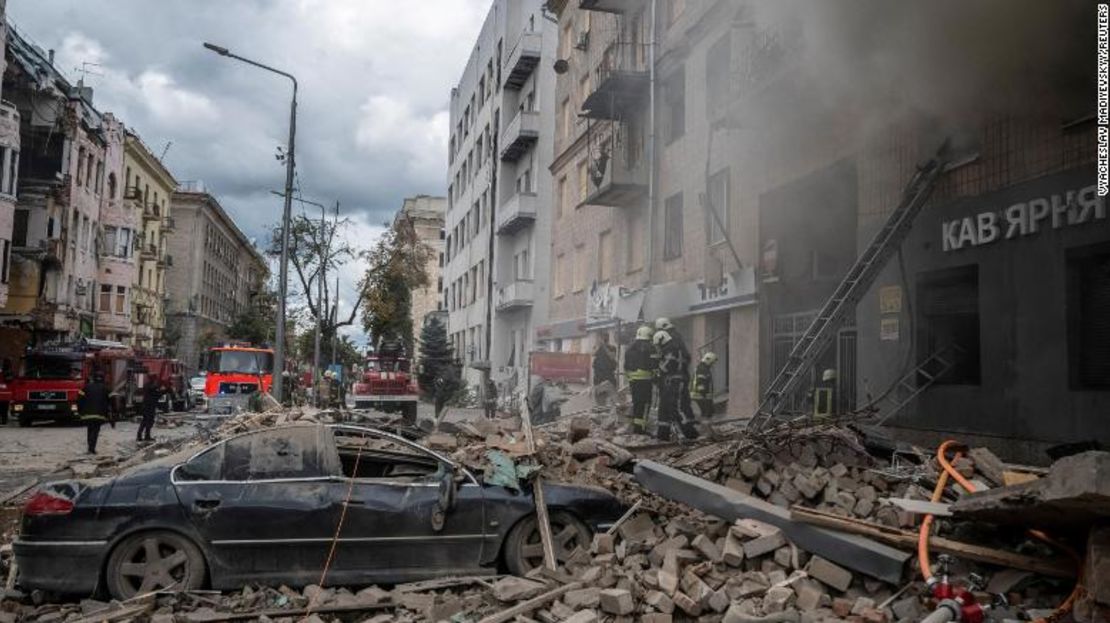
<box><xmin>164</xmin><ymin>185</ymin><xmax>268</xmax><ymax>373</ymax></box>
<box><xmin>92</xmin><ymin>114</ymin><xmax>132</xmax><ymax>342</ymax></box>
<box><xmin>0</xmin><ymin>0</ymin><xmax>16</xmax><ymax>311</ymax></box>
<box><xmin>543</xmin><ymin>0</ymin><xmax>757</xmax><ymax>411</ymax></box>
<box><xmin>124</xmin><ymin>132</ymin><xmax>177</xmax><ymax>349</ymax></box>
<box><xmin>445</xmin><ymin>0</ymin><xmax>555</xmax><ymax>387</ymax></box>
<box><xmin>394</xmin><ymin>194</ymin><xmax>445</xmax><ymax>359</ymax></box>
<box><xmin>0</xmin><ymin>27</ymin><xmax>122</xmax><ymax>361</ymax></box>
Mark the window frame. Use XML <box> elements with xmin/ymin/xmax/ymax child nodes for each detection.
<box><xmin>663</xmin><ymin>192</ymin><xmax>684</xmax><ymax>260</ymax></box>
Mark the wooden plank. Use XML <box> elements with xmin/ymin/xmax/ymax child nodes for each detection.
<box><xmin>476</xmin><ymin>582</ymin><xmax>583</xmax><ymax>623</ymax></box>
<box><xmin>887</xmin><ymin>497</ymin><xmax>952</xmax><ymax>517</ymax></box>
<box><xmin>790</xmin><ymin>507</ymin><xmax>1075</xmax><ymax>579</ymax></box>
<box><xmin>606</xmin><ymin>499</ymin><xmax>644</xmax><ymax>536</ymax></box>
<box><xmin>533</xmin><ymin>478</ymin><xmax>558</xmax><ymax>571</ymax></box>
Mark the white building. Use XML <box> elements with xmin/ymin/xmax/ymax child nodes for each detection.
<box><xmin>444</xmin><ymin>0</ymin><xmax>555</xmax><ymax>389</ymax></box>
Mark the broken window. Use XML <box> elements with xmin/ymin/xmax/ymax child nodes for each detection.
<box><xmin>706</xmin><ymin>167</ymin><xmax>729</xmax><ymax>245</ymax></box>
<box><xmin>331</xmin><ymin>429</ymin><xmax>443</xmax><ymax>482</ymax></box>
<box><xmin>223</xmin><ymin>427</ymin><xmax>327</xmax><ymax>481</ymax></box>
<box><xmin>1068</xmin><ymin>243</ymin><xmax>1110</xmax><ymax>390</ymax></box>
<box><xmin>916</xmin><ymin>265</ymin><xmax>981</xmax><ymax>385</ymax></box>
<box><xmin>664</xmin><ymin>193</ymin><xmax>684</xmax><ymax>260</ymax></box>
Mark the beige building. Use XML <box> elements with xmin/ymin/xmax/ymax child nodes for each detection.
<box><xmin>164</xmin><ymin>183</ymin><xmax>269</xmax><ymax>373</ymax></box>
<box><xmin>0</xmin><ymin>0</ymin><xmax>17</xmax><ymax>311</ymax></box>
<box><xmin>123</xmin><ymin>132</ymin><xmax>177</xmax><ymax>349</ymax></box>
<box><xmin>394</xmin><ymin>194</ymin><xmax>445</xmax><ymax>358</ymax></box>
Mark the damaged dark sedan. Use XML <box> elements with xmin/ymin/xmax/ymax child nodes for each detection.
<box><xmin>14</xmin><ymin>424</ymin><xmax>626</xmax><ymax>598</ymax></box>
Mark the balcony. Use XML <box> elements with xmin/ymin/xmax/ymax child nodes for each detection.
<box><xmin>579</xmin><ymin>0</ymin><xmax>644</xmax><ymax>13</ymax></box>
<box><xmin>496</xmin><ymin>191</ymin><xmax>537</xmax><ymax>235</ymax></box>
<box><xmin>580</xmin><ymin>123</ymin><xmax>648</xmax><ymax>208</ymax></box>
<box><xmin>499</xmin><ymin>109</ymin><xmax>539</xmax><ymax>162</ymax></box>
<box><xmin>581</xmin><ymin>42</ymin><xmax>649</xmax><ymax>121</ymax></box>
<box><xmin>162</xmin><ymin>216</ymin><xmax>176</xmax><ymax>231</ymax></box>
<box><xmin>503</xmin><ymin>31</ymin><xmax>542</xmax><ymax>90</ymax></box>
<box><xmin>142</xmin><ymin>203</ymin><xmax>160</xmax><ymax>221</ymax></box>
<box><xmin>496</xmin><ymin>280</ymin><xmax>534</xmax><ymax>311</ymax></box>
<box><xmin>140</xmin><ymin>244</ymin><xmax>158</xmax><ymax>260</ymax></box>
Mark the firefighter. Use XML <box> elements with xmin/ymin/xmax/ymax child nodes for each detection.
<box><xmin>656</xmin><ymin>317</ymin><xmax>696</xmax><ymax>423</ymax></box>
<box><xmin>654</xmin><ymin>330</ymin><xmax>698</xmax><ymax>441</ymax></box>
<box><xmin>691</xmin><ymin>352</ymin><xmax>718</xmax><ymax>419</ymax></box>
<box><xmin>78</xmin><ymin>372</ymin><xmax>114</xmax><ymax>454</ymax></box>
<box><xmin>623</xmin><ymin>325</ymin><xmax>656</xmax><ymax>434</ymax></box>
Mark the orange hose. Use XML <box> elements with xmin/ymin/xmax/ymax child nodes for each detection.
<box><xmin>933</xmin><ymin>440</ymin><xmax>1084</xmax><ymax>623</ymax></box>
<box><xmin>917</xmin><ymin>442</ymin><xmax>960</xmax><ymax>581</ymax></box>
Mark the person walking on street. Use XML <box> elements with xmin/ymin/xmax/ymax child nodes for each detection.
<box><xmin>691</xmin><ymin>352</ymin><xmax>717</xmax><ymax>419</ymax></box>
<box><xmin>137</xmin><ymin>378</ymin><xmax>161</xmax><ymax>443</ymax></box>
<box><xmin>624</xmin><ymin>326</ymin><xmax>656</xmax><ymax>434</ymax></box>
<box><xmin>483</xmin><ymin>378</ymin><xmax>498</xmax><ymax>419</ymax></box>
<box><xmin>78</xmin><ymin>373</ymin><xmax>113</xmax><ymax>454</ymax></box>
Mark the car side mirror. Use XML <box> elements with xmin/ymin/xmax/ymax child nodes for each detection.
<box><xmin>431</xmin><ymin>465</ymin><xmax>458</xmax><ymax>532</ymax></box>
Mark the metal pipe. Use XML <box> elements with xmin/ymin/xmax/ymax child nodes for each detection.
<box><xmin>645</xmin><ymin>0</ymin><xmax>657</xmax><ymax>286</ymax></box>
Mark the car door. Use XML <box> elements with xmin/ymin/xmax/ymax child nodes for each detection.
<box><xmin>322</xmin><ymin>426</ymin><xmax>490</xmax><ymax>584</ymax></box>
<box><xmin>173</xmin><ymin>426</ymin><xmax>337</xmax><ymax>589</ymax></box>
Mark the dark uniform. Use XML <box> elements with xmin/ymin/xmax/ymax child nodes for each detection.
<box><xmin>666</xmin><ymin>330</ymin><xmax>697</xmax><ymax>423</ymax></box>
<box><xmin>657</xmin><ymin>340</ymin><xmax>697</xmax><ymax>441</ymax></box>
<box><xmin>137</xmin><ymin>381</ymin><xmax>162</xmax><ymax>442</ymax></box>
<box><xmin>691</xmin><ymin>361</ymin><xmax>715</xmax><ymax>418</ymax></box>
<box><xmin>623</xmin><ymin>337</ymin><xmax>655</xmax><ymax>434</ymax></box>
<box><xmin>78</xmin><ymin>376</ymin><xmax>113</xmax><ymax>454</ymax></box>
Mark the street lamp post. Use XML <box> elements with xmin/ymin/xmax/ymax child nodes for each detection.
<box><xmin>204</xmin><ymin>42</ymin><xmax>297</xmax><ymax>403</ymax></box>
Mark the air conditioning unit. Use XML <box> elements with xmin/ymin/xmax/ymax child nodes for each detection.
<box><xmin>574</xmin><ymin>30</ymin><xmax>590</xmax><ymax>51</ymax></box>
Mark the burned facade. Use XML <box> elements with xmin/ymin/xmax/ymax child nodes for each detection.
<box><xmin>0</xmin><ymin>26</ymin><xmax>122</xmax><ymax>360</ymax></box>
<box><xmin>541</xmin><ymin>0</ymin><xmax>1105</xmax><ymax>459</ymax></box>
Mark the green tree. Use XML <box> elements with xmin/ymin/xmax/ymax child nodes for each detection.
<box><xmin>361</xmin><ymin>214</ymin><xmax>432</xmax><ymax>354</ymax></box>
<box><xmin>417</xmin><ymin>317</ymin><xmax>454</xmax><ymax>398</ymax></box>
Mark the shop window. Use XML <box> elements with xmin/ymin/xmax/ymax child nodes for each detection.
<box><xmin>1068</xmin><ymin>243</ymin><xmax>1110</xmax><ymax>390</ymax></box>
<box><xmin>663</xmin><ymin>193</ymin><xmax>684</xmax><ymax>260</ymax></box>
<box><xmin>916</xmin><ymin>265</ymin><xmax>980</xmax><ymax>385</ymax></box>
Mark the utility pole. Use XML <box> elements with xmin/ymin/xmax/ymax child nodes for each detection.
<box><xmin>203</xmin><ymin>42</ymin><xmax>297</xmax><ymax>403</ymax></box>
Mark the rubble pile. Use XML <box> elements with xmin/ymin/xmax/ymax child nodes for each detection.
<box><xmin>0</xmin><ymin>401</ymin><xmax>1104</xmax><ymax>622</ymax></box>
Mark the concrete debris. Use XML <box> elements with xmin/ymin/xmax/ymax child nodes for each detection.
<box><xmin>0</xmin><ymin>401</ymin><xmax>1095</xmax><ymax>623</ymax></box>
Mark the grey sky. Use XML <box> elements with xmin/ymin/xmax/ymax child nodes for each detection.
<box><xmin>9</xmin><ymin>0</ymin><xmax>489</xmax><ymax>340</ymax></box>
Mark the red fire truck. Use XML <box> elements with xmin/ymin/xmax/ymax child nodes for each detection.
<box><xmin>9</xmin><ymin>340</ymin><xmax>140</xmax><ymax>427</ymax></box>
<box><xmin>203</xmin><ymin>343</ymin><xmax>274</xmax><ymax>415</ymax></box>
<box><xmin>136</xmin><ymin>356</ymin><xmax>191</xmax><ymax>412</ymax></box>
<box><xmin>350</xmin><ymin>351</ymin><xmax>419</xmax><ymax>424</ymax></box>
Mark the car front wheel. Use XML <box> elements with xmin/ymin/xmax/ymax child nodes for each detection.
<box><xmin>105</xmin><ymin>531</ymin><xmax>206</xmax><ymax>599</ymax></box>
<box><xmin>504</xmin><ymin>511</ymin><xmax>591</xmax><ymax>576</ymax></box>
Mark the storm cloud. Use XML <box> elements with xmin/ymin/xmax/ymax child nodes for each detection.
<box><xmin>9</xmin><ymin>0</ymin><xmax>488</xmax><ymax>339</ymax></box>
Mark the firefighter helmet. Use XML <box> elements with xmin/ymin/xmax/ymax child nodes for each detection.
<box><xmin>655</xmin><ymin>317</ymin><xmax>674</xmax><ymax>331</ymax></box>
<box><xmin>636</xmin><ymin>325</ymin><xmax>654</xmax><ymax>340</ymax></box>
<box><xmin>653</xmin><ymin>330</ymin><xmax>672</xmax><ymax>346</ymax></box>
<box><xmin>702</xmin><ymin>352</ymin><xmax>718</xmax><ymax>365</ymax></box>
